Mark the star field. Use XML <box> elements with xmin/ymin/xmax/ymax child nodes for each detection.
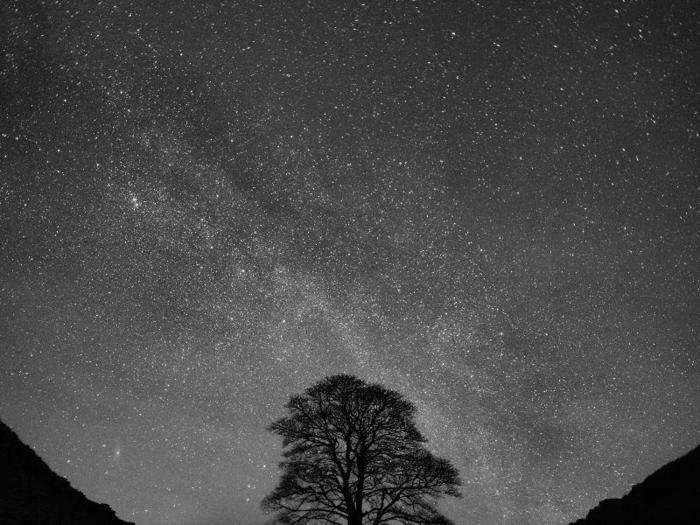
<box><xmin>1</xmin><ymin>1</ymin><xmax>698</xmax><ymax>524</ymax></box>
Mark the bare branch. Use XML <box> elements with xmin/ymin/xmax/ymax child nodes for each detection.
<box><xmin>262</xmin><ymin>375</ymin><xmax>461</xmax><ymax>524</ymax></box>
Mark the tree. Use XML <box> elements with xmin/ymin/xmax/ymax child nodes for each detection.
<box><xmin>262</xmin><ymin>374</ymin><xmax>461</xmax><ymax>524</ymax></box>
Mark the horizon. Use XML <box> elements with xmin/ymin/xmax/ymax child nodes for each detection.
<box><xmin>1</xmin><ymin>1</ymin><xmax>697</xmax><ymax>524</ymax></box>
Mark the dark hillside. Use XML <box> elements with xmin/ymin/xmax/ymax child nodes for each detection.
<box><xmin>0</xmin><ymin>419</ymin><xmax>133</xmax><ymax>524</ymax></box>
<box><xmin>571</xmin><ymin>445</ymin><xmax>700</xmax><ymax>524</ymax></box>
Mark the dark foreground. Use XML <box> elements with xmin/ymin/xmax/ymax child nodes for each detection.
<box><xmin>571</xmin><ymin>444</ymin><xmax>700</xmax><ymax>524</ymax></box>
<box><xmin>0</xmin><ymin>419</ymin><xmax>132</xmax><ymax>524</ymax></box>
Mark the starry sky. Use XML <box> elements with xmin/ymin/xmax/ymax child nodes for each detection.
<box><xmin>0</xmin><ymin>1</ymin><xmax>698</xmax><ymax>524</ymax></box>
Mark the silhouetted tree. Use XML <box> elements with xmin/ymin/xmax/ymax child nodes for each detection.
<box><xmin>262</xmin><ymin>375</ymin><xmax>461</xmax><ymax>525</ymax></box>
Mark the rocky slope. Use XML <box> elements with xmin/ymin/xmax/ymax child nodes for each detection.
<box><xmin>571</xmin><ymin>444</ymin><xmax>699</xmax><ymax>524</ymax></box>
<box><xmin>0</xmin><ymin>419</ymin><xmax>133</xmax><ymax>524</ymax></box>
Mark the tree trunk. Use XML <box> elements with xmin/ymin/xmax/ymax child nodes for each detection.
<box><xmin>347</xmin><ymin>513</ymin><xmax>363</xmax><ymax>525</ymax></box>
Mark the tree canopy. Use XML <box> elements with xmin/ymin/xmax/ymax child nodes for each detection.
<box><xmin>262</xmin><ymin>374</ymin><xmax>461</xmax><ymax>524</ymax></box>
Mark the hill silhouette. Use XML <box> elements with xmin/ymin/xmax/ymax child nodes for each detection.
<box><xmin>570</xmin><ymin>444</ymin><xmax>700</xmax><ymax>524</ymax></box>
<box><xmin>0</xmin><ymin>419</ymin><xmax>133</xmax><ymax>524</ymax></box>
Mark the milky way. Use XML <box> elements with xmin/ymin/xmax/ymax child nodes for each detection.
<box><xmin>1</xmin><ymin>1</ymin><xmax>698</xmax><ymax>524</ymax></box>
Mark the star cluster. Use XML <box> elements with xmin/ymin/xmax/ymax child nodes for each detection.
<box><xmin>1</xmin><ymin>1</ymin><xmax>697</xmax><ymax>524</ymax></box>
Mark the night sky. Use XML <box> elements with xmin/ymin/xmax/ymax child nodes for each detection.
<box><xmin>1</xmin><ymin>1</ymin><xmax>698</xmax><ymax>524</ymax></box>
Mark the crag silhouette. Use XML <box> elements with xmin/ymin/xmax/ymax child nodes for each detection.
<box><xmin>571</xmin><ymin>444</ymin><xmax>699</xmax><ymax>524</ymax></box>
<box><xmin>0</xmin><ymin>419</ymin><xmax>133</xmax><ymax>524</ymax></box>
